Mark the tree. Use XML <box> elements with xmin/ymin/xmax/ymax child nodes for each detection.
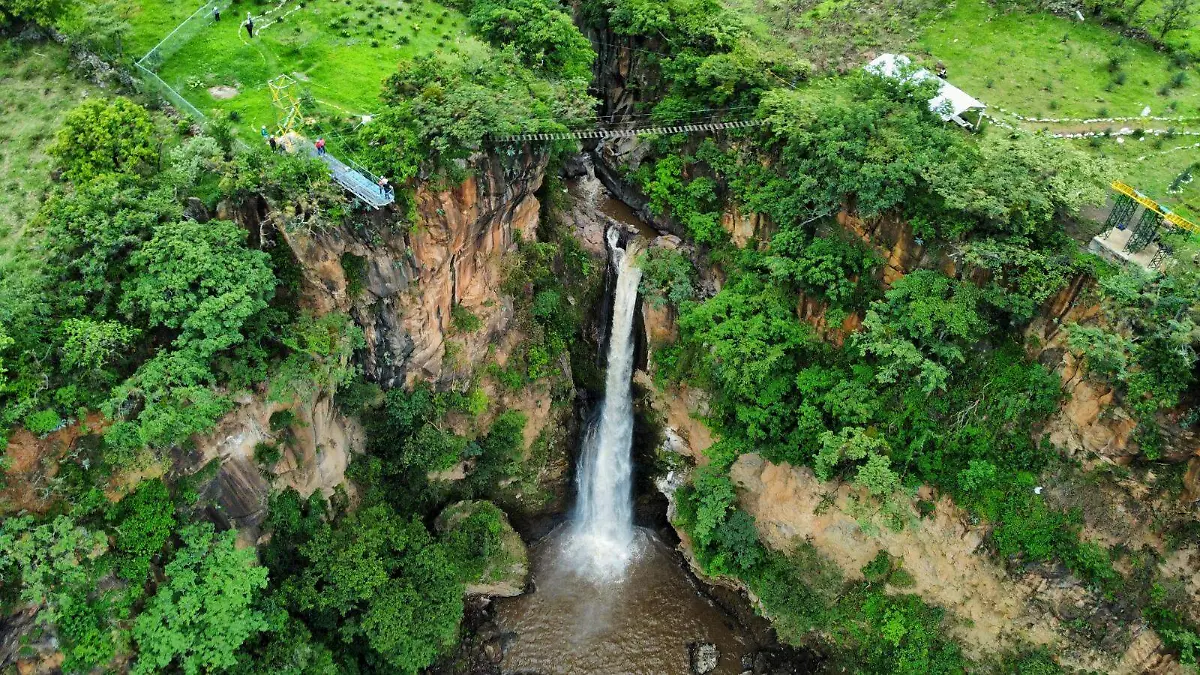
<box><xmin>854</xmin><ymin>271</ymin><xmax>991</xmax><ymax>393</ymax></box>
<box><xmin>0</xmin><ymin>0</ymin><xmax>74</xmax><ymax>27</ymax></box>
<box><xmin>132</xmin><ymin>523</ymin><xmax>268</xmax><ymax>675</ymax></box>
<box><xmin>923</xmin><ymin>133</ymin><xmax>1112</xmax><ymax>240</ymax></box>
<box><xmin>121</xmin><ymin>219</ymin><xmax>275</xmax><ymax>357</ymax></box>
<box><xmin>0</xmin><ymin>328</ymin><xmax>14</xmax><ymax>388</ymax></box>
<box><xmin>638</xmin><ymin>247</ymin><xmax>697</xmax><ymax>308</ymax></box>
<box><xmin>463</xmin><ymin>0</ymin><xmax>595</xmax><ymax>79</ymax></box>
<box><xmin>284</xmin><ymin>504</ymin><xmax>462</xmax><ymax>673</ymax></box>
<box><xmin>106</xmin><ymin>478</ymin><xmax>175</xmax><ymax>582</ymax></box>
<box><xmin>40</xmin><ymin>176</ymin><xmax>181</xmax><ymax>318</ymax></box>
<box><xmin>677</xmin><ymin>273</ymin><xmax>813</xmax><ymax>445</ymax></box>
<box><xmin>60</xmin><ymin>318</ymin><xmax>139</xmax><ymax>389</ymax></box>
<box><xmin>1153</xmin><ymin>0</ymin><xmax>1195</xmax><ymax>38</ymax></box>
<box><xmin>49</xmin><ymin>97</ymin><xmax>157</xmax><ymax>183</ymax></box>
<box><xmin>0</xmin><ymin>515</ymin><xmax>107</xmax><ymax>618</ymax></box>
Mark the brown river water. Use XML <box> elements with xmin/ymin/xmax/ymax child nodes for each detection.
<box><xmin>494</xmin><ymin>526</ymin><xmax>759</xmax><ymax>675</ymax></box>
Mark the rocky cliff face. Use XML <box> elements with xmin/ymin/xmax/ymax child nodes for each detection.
<box><xmin>278</xmin><ymin>149</ymin><xmax>547</xmax><ymax>388</ymax></box>
<box><xmin>184</xmin><ymin>393</ymin><xmax>365</xmax><ymax>546</ymax></box>
<box><xmin>728</xmin><ymin>453</ymin><xmax>1184</xmax><ymax>674</ymax></box>
<box><xmin>181</xmin><ymin>148</ymin><xmax>560</xmax><ymax>547</ymax></box>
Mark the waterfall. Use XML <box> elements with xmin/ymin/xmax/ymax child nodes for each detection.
<box><xmin>568</xmin><ymin>226</ymin><xmax>643</xmax><ymax>581</ymax></box>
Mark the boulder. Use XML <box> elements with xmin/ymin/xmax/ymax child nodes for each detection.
<box><xmin>689</xmin><ymin>642</ymin><xmax>719</xmax><ymax>675</ymax></box>
<box><xmin>435</xmin><ymin>500</ymin><xmax>529</xmax><ymax>597</ymax></box>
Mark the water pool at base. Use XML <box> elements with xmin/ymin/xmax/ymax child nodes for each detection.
<box><xmin>494</xmin><ymin>526</ymin><xmax>759</xmax><ymax>675</ymax></box>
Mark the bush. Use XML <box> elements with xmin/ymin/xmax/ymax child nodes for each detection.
<box><xmin>340</xmin><ymin>253</ymin><xmax>368</xmax><ymax>297</ymax></box>
<box><xmin>254</xmin><ymin>442</ymin><xmax>282</xmax><ymax>467</ymax></box>
<box><xmin>450</xmin><ymin>304</ymin><xmax>483</xmax><ymax>333</ymax></box>
<box><xmin>639</xmin><ymin>247</ymin><xmax>696</xmax><ymax>308</ymax></box>
<box><xmin>106</xmin><ymin>478</ymin><xmax>176</xmax><ymax>582</ymax></box>
<box><xmin>25</xmin><ymin>408</ymin><xmax>63</xmax><ymax>435</ymax></box>
<box><xmin>50</xmin><ymin>97</ymin><xmax>157</xmax><ymax>183</ymax></box>
<box><xmin>269</xmin><ymin>409</ymin><xmax>297</xmax><ymax>432</ymax></box>
<box><xmin>440</xmin><ymin>501</ymin><xmax>506</xmax><ymax>582</ymax></box>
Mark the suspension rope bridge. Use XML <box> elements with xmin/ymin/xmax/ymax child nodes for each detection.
<box><xmin>491</xmin><ymin>118</ymin><xmax>765</xmax><ymax>143</ymax></box>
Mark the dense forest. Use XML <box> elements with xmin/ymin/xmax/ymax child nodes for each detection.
<box><xmin>2</xmin><ymin>0</ymin><xmax>1200</xmax><ymax>672</ymax></box>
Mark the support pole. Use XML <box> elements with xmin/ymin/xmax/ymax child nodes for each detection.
<box><xmin>1125</xmin><ymin>207</ymin><xmax>1161</xmax><ymax>253</ymax></box>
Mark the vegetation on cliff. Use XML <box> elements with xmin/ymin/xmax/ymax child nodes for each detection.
<box><xmin>584</xmin><ymin>0</ymin><xmax>1200</xmax><ymax>669</ymax></box>
<box><xmin>2</xmin><ymin>0</ymin><xmax>1200</xmax><ymax>671</ymax></box>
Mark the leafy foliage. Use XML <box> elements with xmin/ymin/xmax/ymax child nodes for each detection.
<box><xmin>854</xmin><ymin>271</ymin><xmax>991</xmax><ymax>393</ymax></box>
<box><xmin>132</xmin><ymin>523</ymin><xmax>269</xmax><ymax>675</ymax></box>
<box><xmin>439</xmin><ymin>500</ymin><xmax>508</xmax><ymax>583</ymax></box>
<box><xmin>638</xmin><ymin>246</ymin><xmax>696</xmax><ymax>308</ymax></box>
<box><xmin>675</xmin><ymin>273</ymin><xmax>813</xmax><ymax>449</ymax></box>
<box><xmin>49</xmin><ymin>97</ymin><xmax>157</xmax><ymax>183</ymax></box>
<box><xmin>454</xmin><ymin>0</ymin><xmax>594</xmax><ymax>79</ymax></box>
<box><xmin>281</xmin><ymin>504</ymin><xmax>462</xmax><ymax>673</ymax></box>
<box><xmin>121</xmin><ymin>219</ymin><xmax>275</xmax><ymax>357</ymax></box>
<box><xmin>107</xmin><ymin>478</ymin><xmax>176</xmax><ymax>583</ymax></box>
<box><xmin>0</xmin><ymin>515</ymin><xmax>107</xmax><ymax>617</ymax></box>
<box><xmin>358</xmin><ymin>51</ymin><xmax>591</xmax><ymax>199</ymax></box>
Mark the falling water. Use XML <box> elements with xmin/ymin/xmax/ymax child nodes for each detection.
<box><xmin>567</xmin><ymin>226</ymin><xmax>643</xmax><ymax>580</ymax></box>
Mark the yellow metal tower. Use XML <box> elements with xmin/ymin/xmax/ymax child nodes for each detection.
<box><xmin>268</xmin><ymin>74</ymin><xmax>302</xmax><ymax>136</ymax></box>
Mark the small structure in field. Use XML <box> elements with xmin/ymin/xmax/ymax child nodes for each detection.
<box><xmin>865</xmin><ymin>53</ymin><xmax>987</xmax><ymax>129</ymax></box>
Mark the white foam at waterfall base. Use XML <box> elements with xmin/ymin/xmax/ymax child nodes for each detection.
<box><xmin>564</xmin><ymin>227</ymin><xmax>643</xmax><ymax>582</ymax></box>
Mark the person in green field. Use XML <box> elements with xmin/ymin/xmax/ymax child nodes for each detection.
<box><xmin>260</xmin><ymin>125</ymin><xmax>268</xmax><ymax>139</ymax></box>
<box><xmin>212</xmin><ymin>5</ymin><xmax>220</xmax><ymax>21</ymax></box>
<box><xmin>245</xmin><ymin>12</ymin><xmax>255</xmax><ymax>38</ymax></box>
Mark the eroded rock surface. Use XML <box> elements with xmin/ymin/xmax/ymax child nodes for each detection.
<box><xmin>278</xmin><ymin>150</ymin><xmax>547</xmax><ymax>387</ymax></box>
<box><xmin>728</xmin><ymin>453</ymin><xmax>1183</xmax><ymax>674</ymax></box>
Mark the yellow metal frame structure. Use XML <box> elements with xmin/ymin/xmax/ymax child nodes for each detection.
<box><xmin>1111</xmin><ymin>181</ymin><xmax>1200</xmax><ymax>235</ymax></box>
<box><xmin>268</xmin><ymin>74</ymin><xmax>302</xmax><ymax>136</ymax></box>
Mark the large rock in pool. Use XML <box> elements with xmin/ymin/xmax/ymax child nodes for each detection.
<box><xmin>435</xmin><ymin>500</ymin><xmax>529</xmax><ymax>597</ymax></box>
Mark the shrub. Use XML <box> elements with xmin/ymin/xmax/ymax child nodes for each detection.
<box><xmin>440</xmin><ymin>501</ymin><xmax>506</xmax><ymax>582</ymax></box>
<box><xmin>269</xmin><ymin>409</ymin><xmax>297</xmax><ymax>432</ymax></box>
<box><xmin>50</xmin><ymin>97</ymin><xmax>157</xmax><ymax>183</ymax></box>
<box><xmin>254</xmin><ymin>442</ymin><xmax>282</xmax><ymax>467</ymax></box>
<box><xmin>638</xmin><ymin>247</ymin><xmax>696</xmax><ymax>308</ymax></box>
<box><xmin>340</xmin><ymin>253</ymin><xmax>368</xmax><ymax>297</ymax></box>
<box><xmin>450</xmin><ymin>304</ymin><xmax>483</xmax><ymax>333</ymax></box>
<box><xmin>25</xmin><ymin>409</ymin><xmax>63</xmax><ymax>435</ymax></box>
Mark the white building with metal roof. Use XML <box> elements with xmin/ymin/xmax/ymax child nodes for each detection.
<box><xmin>866</xmin><ymin>53</ymin><xmax>987</xmax><ymax>129</ymax></box>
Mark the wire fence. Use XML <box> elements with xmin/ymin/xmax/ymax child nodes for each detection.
<box><xmin>135</xmin><ymin>62</ymin><xmax>207</xmax><ymax>120</ymax></box>
<box><xmin>134</xmin><ymin>0</ymin><xmax>235</xmax><ymax>123</ymax></box>
<box><xmin>137</xmin><ymin>0</ymin><xmax>231</xmax><ymax>70</ymax></box>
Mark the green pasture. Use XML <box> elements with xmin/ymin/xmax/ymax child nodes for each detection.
<box><xmin>0</xmin><ymin>43</ymin><xmax>99</xmax><ymax>265</ymax></box>
<box><xmin>131</xmin><ymin>0</ymin><xmax>486</xmax><ymax>143</ymax></box>
<box><xmin>919</xmin><ymin>0</ymin><xmax>1200</xmax><ymax>119</ymax></box>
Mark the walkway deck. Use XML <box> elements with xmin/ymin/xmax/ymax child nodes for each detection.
<box><xmin>280</xmin><ymin>133</ymin><xmax>393</xmax><ymax>208</ymax></box>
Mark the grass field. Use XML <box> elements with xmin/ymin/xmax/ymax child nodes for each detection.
<box><xmin>919</xmin><ymin>0</ymin><xmax>1200</xmax><ymax>119</ymax></box>
<box><xmin>0</xmin><ymin>43</ymin><xmax>100</xmax><ymax>266</ymax></box>
<box><xmin>130</xmin><ymin>0</ymin><xmax>486</xmax><ymax>145</ymax></box>
<box><xmin>917</xmin><ymin>0</ymin><xmax>1200</xmax><ymax>220</ymax></box>
<box><xmin>722</xmin><ymin>0</ymin><xmax>946</xmax><ymax>72</ymax></box>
